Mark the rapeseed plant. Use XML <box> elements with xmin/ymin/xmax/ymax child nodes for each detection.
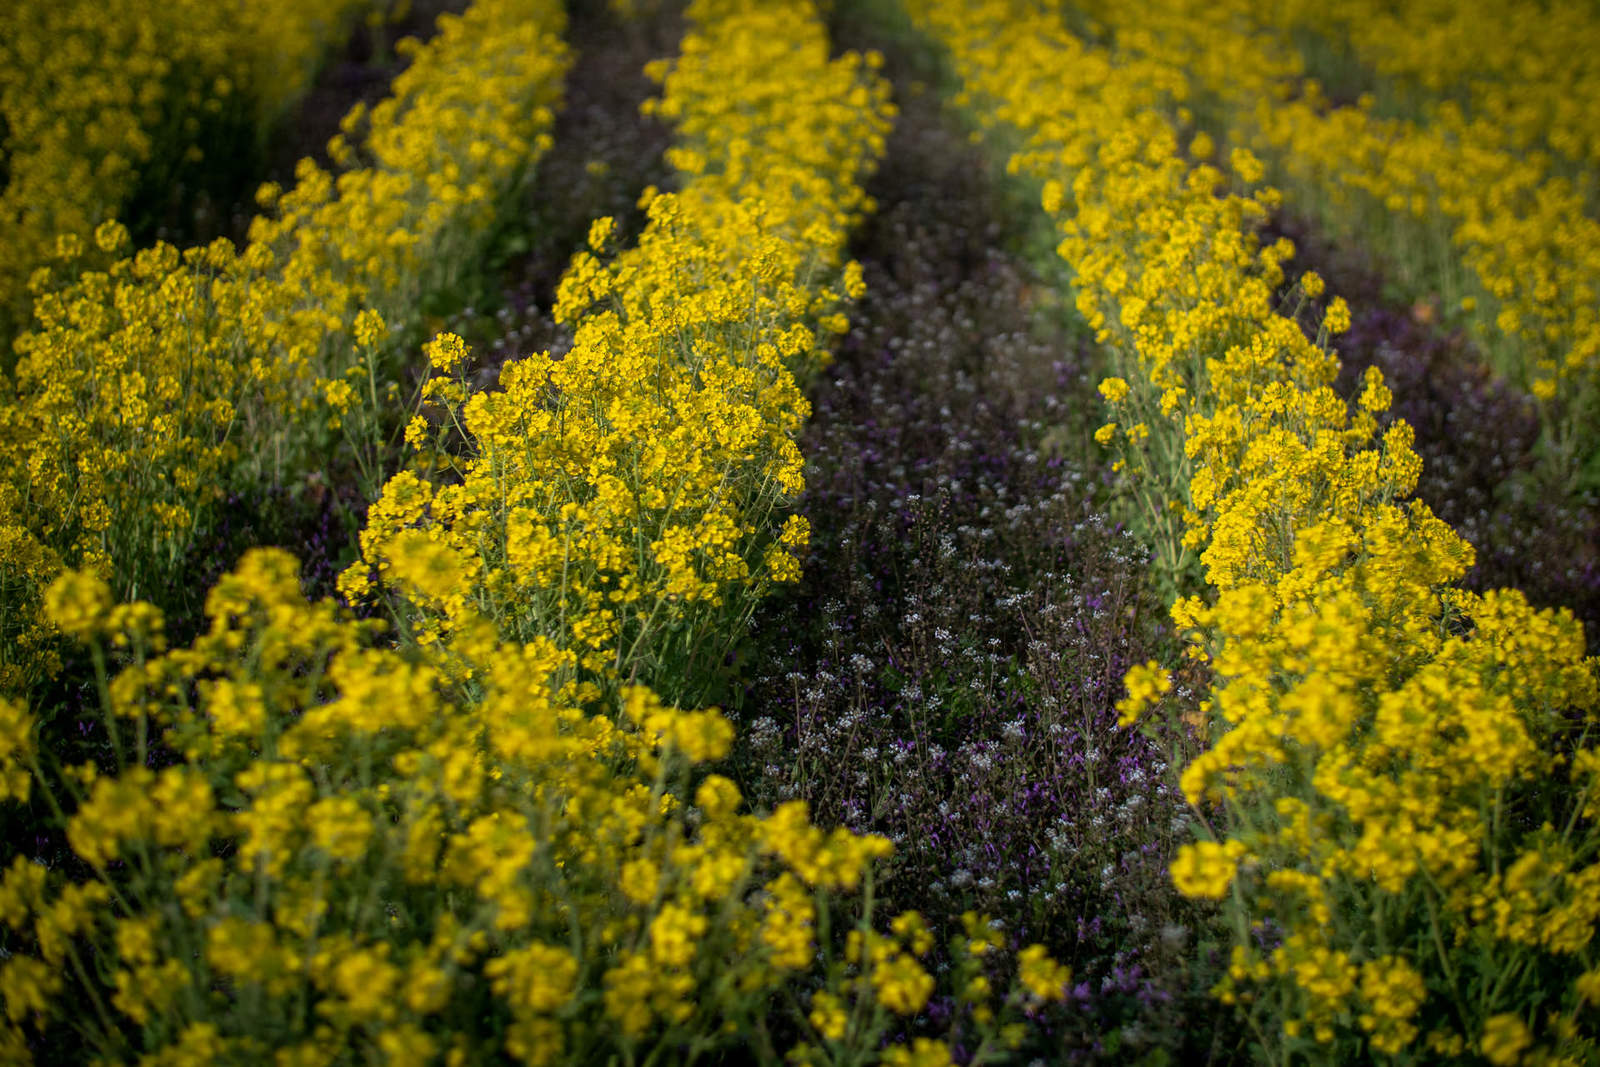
<box><xmin>914</xmin><ymin>0</ymin><xmax>1600</xmax><ymax>1060</ymax></box>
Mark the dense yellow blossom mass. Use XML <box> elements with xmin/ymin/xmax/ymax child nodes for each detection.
<box><xmin>1069</xmin><ymin>0</ymin><xmax>1600</xmax><ymax>477</ymax></box>
<box><xmin>347</xmin><ymin>0</ymin><xmax>893</xmax><ymax>706</ymax></box>
<box><xmin>0</xmin><ymin>0</ymin><xmax>381</xmax><ymax>352</ymax></box>
<box><xmin>0</xmin><ymin>0</ymin><xmax>571</xmax><ymax>695</ymax></box>
<box><xmin>7</xmin><ymin>0</ymin><xmax>1588</xmax><ymax>1058</ymax></box>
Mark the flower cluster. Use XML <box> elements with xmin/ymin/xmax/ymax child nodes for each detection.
<box><xmin>914</xmin><ymin>0</ymin><xmax>1600</xmax><ymax>1061</ymax></box>
<box><xmin>0</xmin><ymin>0</ymin><xmax>571</xmax><ymax>695</ymax></box>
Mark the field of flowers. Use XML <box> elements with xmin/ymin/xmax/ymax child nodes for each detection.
<box><xmin>1</xmin><ymin>0</ymin><xmax>1597</xmax><ymax>1063</ymax></box>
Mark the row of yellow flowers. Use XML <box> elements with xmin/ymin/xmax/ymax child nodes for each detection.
<box><xmin>1085</xmin><ymin>0</ymin><xmax>1600</xmax><ymax>175</ymax></box>
<box><xmin>0</xmin><ymin>1</ymin><xmax>1075</xmax><ymax>1062</ymax></box>
<box><xmin>1259</xmin><ymin>0</ymin><xmax>1600</xmax><ymax>174</ymax></box>
<box><xmin>0</xmin><ymin>0</ymin><xmax>571</xmax><ymax>696</ymax></box>
<box><xmin>0</xmin><ymin>0</ymin><xmax>383</xmax><ymax>352</ymax></box>
<box><xmin>911</xmin><ymin>0</ymin><xmax>1600</xmax><ymax>1062</ymax></box>
<box><xmin>1066</xmin><ymin>0</ymin><xmax>1600</xmax><ymax>483</ymax></box>
<box><xmin>342</xmin><ymin>0</ymin><xmax>893</xmax><ymax>705</ymax></box>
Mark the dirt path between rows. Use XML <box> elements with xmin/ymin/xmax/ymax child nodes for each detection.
<box><xmin>729</xmin><ymin>10</ymin><xmax>1237</xmax><ymax>1062</ymax></box>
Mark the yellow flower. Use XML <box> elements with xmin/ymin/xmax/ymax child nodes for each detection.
<box><xmin>376</xmin><ymin>1025</ymin><xmax>438</xmax><ymax>1067</ymax></box>
<box><xmin>353</xmin><ymin>308</ymin><xmax>386</xmax><ymax>349</ymax></box>
<box><xmin>1480</xmin><ymin>1013</ymin><xmax>1533</xmax><ymax>1065</ymax></box>
<box><xmin>883</xmin><ymin>1038</ymin><xmax>953</xmax><ymax>1067</ymax></box>
<box><xmin>872</xmin><ymin>950</ymin><xmax>934</xmax><ymax>1015</ymax></box>
<box><xmin>808</xmin><ymin>990</ymin><xmax>847</xmax><ymax>1042</ymax></box>
<box><xmin>694</xmin><ymin>774</ymin><xmax>742</xmax><ymax>820</ymax></box>
<box><xmin>1017</xmin><ymin>943</ymin><xmax>1070</xmax><ymax>1001</ymax></box>
<box><xmin>840</xmin><ymin>259</ymin><xmax>866</xmax><ymax>300</ymax></box>
<box><xmin>619</xmin><ymin>858</ymin><xmax>660</xmax><ymax>905</ymax></box>
<box><xmin>890</xmin><ymin>910</ymin><xmax>934</xmax><ymax>956</ymax></box>
<box><xmin>1324</xmin><ymin>296</ymin><xmax>1352</xmax><ymax>335</ymax></box>
<box><xmin>1357</xmin><ymin>365</ymin><xmax>1392</xmax><ymax>413</ymax></box>
<box><xmin>0</xmin><ymin>700</ymin><xmax>37</xmax><ymax>804</ymax></box>
<box><xmin>1098</xmin><ymin>376</ymin><xmax>1131</xmax><ymax>403</ymax></box>
<box><xmin>1170</xmin><ymin>840</ymin><xmax>1248</xmax><ymax>899</ymax></box>
<box><xmin>42</xmin><ymin>570</ymin><xmax>112</xmax><ymax>640</ymax></box>
<box><xmin>602</xmin><ymin>952</ymin><xmax>657</xmax><ymax>1038</ymax></box>
<box><xmin>586</xmin><ymin>216</ymin><xmax>615</xmax><ymax>253</ymax></box>
<box><xmin>1041</xmin><ymin>179</ymin><xmax>1065</xmax><ymax>214</ymax></box>
<box><xmin>305</xmin><ymin>795</ymin><xmax>372</xmax><ymax>863</ymax></box>
<box><xmin>484</xmin><ymin>942</ymin><xmax>578</xmax><ymax>1014</ymax></box>
<box><xmin>423</xmin><ymin>331</ymin><xmax>470</xmax><ymax>375</ymax></box>
<box><xmin>1229</xmin><ymin>146</ymin><xmax>1265</xmax><ymax>184</ymax></box>
<box><xmin>648</xmin><ymin>902</ymin><xmax>708</xmax><ymax>968</ymax></box>
<box><xmin>1116</xmin><ymin>659</ymin><xmax>1172</xmax><ymax>727</ymax></box>
<box><xmin>961</xmin><ymin>911</ymin><xmax>1002</xmax><ymax>956</ymax></box>
<box><xmin>328</xmin><ymin>947</ymin><xmax>401</xmax><ymax>1024</ymax></box>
